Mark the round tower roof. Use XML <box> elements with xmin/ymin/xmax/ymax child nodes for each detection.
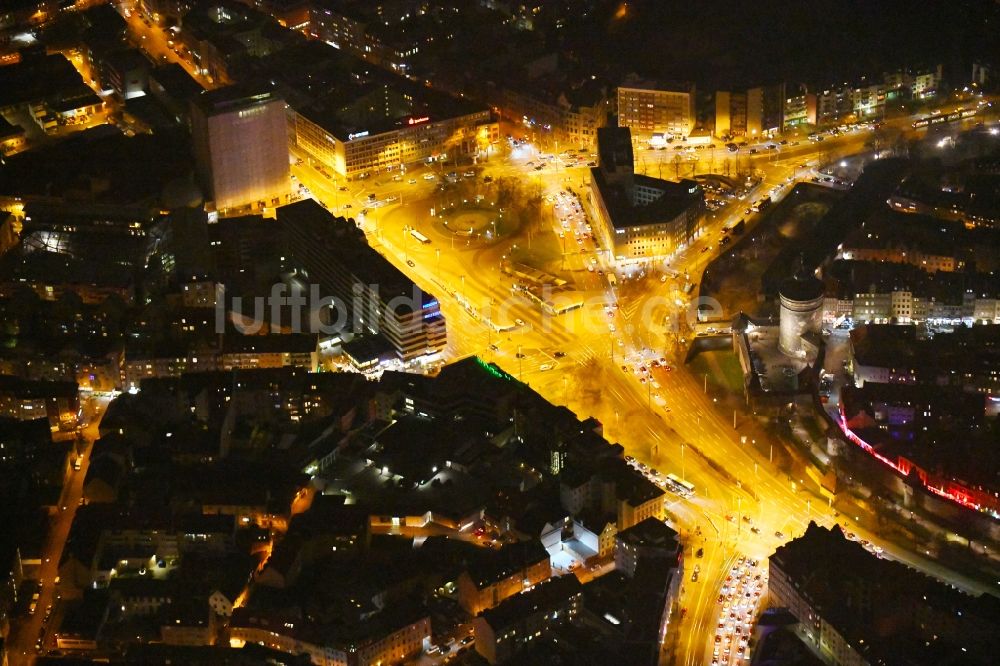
<box><xmin>780</xmin><ymin>270</ymin><xmax>824</xmax><ymax>302</ymax></box>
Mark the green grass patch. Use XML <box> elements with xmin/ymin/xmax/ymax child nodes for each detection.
<box><xmin>688</xmin><ymin>350</ymin><xmax>744</xmax><ymax>395</ymax></box>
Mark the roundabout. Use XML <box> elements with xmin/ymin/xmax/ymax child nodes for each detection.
<box><xmin>435</xmin><ymin>201</ymin><xmax>516</xmax><ymax>243</ymax></box>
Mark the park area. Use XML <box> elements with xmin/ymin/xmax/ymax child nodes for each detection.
<box><xmin>700</xmin><ymin>183</ymin><xmax>842</xmax><ymax>317</ymax></box>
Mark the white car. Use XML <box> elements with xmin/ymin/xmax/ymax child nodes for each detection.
<box><xmin>423</xmin><ymin>173</ymin><xmax>436</xmax><ymax>180</ymax></box>
<box><xmin>539</xmin><ymin>363</ymin><xmax>554</xmax><ymax>371</ymax></box>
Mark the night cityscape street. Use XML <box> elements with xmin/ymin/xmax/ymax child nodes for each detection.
<box><xmin>0</xmin><ymin>2</ymin><xmax>999</xmax><ymax>665</ymax></box>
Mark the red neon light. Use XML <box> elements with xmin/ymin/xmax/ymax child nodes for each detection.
<box><xmin>837</xmin><ymin>406</ymin><xmax>989</xmax><ymax>515</ymax></box>
<box><xmin>408</xmin><ymin>116</ymin><xmax>430</xmax><ymax>125</ymax></box>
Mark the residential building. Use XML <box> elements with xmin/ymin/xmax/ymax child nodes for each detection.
<box><xmin>220</xmin><ymin>334</ymin><xmax>318</xmax><ymax>372</ymax></box>
<box><xmin>229</xmin><ymin>605</ymin><xmax>431</xmax><ymax>666</ymax></box>
<box><xmin>617</xmin><ymin>79</ymin><xmax>695</xmax><ymax>141</ymax></box>
<box><xmin>558</xmin><ymin>457</ymin><xmax>666</xmax><ymax>533</ymax></box>
<box><xmin>817</xmin><ymin>86</ymin><xmax>852</xmax><ymax>125</ymax></box>
<box><xmin>746</xmin><ymin>83</ymin><xmax>785</xmax><ymax>136</ymax></box>
<box><xmin>473</xmin><ymin>576</ymin><xmax>583</xmax><ymax>665</ymax></box>
<box><xmin>848</xmin><ymin>324</ymin><xmax>1000</xmax><ymax>396</ymax></box>
<box><xmin>456</xmin><ymin>541</ymin><xmax>552</xmax><ymax>615</ymax></box>
<box><xmin>614</xmin><ymin>517</ymin><xmax>681</xmax><ymax>579</ymax></box>
<box><xmin>769</xmin><ymin>523</ymin><xmax>1000</xmax><ymax>666</ymax></box>
<box><xmin>177</xmin><ymin>0</ymin><xmax>286</xmax><ymax>84</ymax></box>
<box><xmin>498</xmin><ymin>78</ymin><xmax>608</xmax><ymax>150</ymax></box>
<box><xmin>849</xmin><ymin>80</ymin><xmax>887</xmax><ymax>118</ymax></box>
<box><xmin>911</xmin><ymin>65</ymin><xmax>944</xmax><ymax>98</ymax></box>
<box><xmin>306</xmin><ymin>0</ymin><xmax>418</xmax><ymax>74</ymax></box>
<box><xmin>160</xmin><ymin>598</ymin><xmax>217</xmax><ymax>646</ymax></box>
<box><xmin>782</xmin><ymin>85</ymin><xmax>817</xmax><ymax>130</ymax></box>
<box><xmin>0</xmin><ymin>376</ymin><xmax>79</xmax><ymax>431</ymax></box>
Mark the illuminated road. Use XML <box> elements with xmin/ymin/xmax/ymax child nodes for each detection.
<box><xmin>287</xmin><ymin>103</ymin><xmax>996</xmax><ymax>665</ymax></box>
<box><xmin>7</xmin><ymin>396</ymin><xmax>110</xmax><ymax>665</ymax></box>
<box><xmin>119</xmin><ymin>4</ymin><xmax>217</xmax><ymax>89</ymax></box>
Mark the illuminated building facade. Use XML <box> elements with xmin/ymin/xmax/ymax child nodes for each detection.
<box><xmin>714</xmin><ymin>90</ymin><xmax>747</xmax><ymax>137</ymax></box>
<box><xmin>456</xmin><ymin>541</ymin><xmax>552</xmax><ymax>616</ymax></box>
<box><xmin>782</xmin><ymin>85</ymin><xmax>817</xmax><ymax>130</ymax></box>
<box><xmin>497</xmin><ymin>80</ymin><xmax>608</xmax><ymax>150</ymax></box>
<box><xmin>587</xmin><ymin>127</ymin><xmax>705</xmax><ymax>265</ymax></box>
<box><xmin>778</xmin><ymin>269</ymin><xmax>824</xmax><ymax>359</ymax></box>
<box><xmin>617</xmin><ymin>80</ymin><xmax>695</xmax><ymax>141</ymax></box>
<box><xmin>228</xmin><ymin>607</ymin><xmax>431</xmax><ymax>666</ymax></box>
<box><xmin>294</xmin><ymin>106</ymin><xmax>495</xmax><ymax>180</ymax></box>
<box><xmin>191</xmin><ymin>86</ymin><xmax>291</xmax><ymax>213</ymax></box>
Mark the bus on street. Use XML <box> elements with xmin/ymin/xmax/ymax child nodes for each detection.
<box><xmin>665</xmin><ymin>473</ymin><xmax>696</xmax><ymax>497</ymax></box>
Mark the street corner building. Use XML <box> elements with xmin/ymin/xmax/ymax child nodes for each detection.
<box><xmin>586</xmin><ymin>126</ymin><xmax>705</xmax><ymax>266</ymax></box>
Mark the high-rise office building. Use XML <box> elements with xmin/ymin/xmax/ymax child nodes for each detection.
<box><xmin>191</xmin><ymin>85</ymin><xmax>290</xmax><ymax>213</ymax></box>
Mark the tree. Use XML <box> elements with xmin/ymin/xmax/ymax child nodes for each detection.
<box><xmin>672</xmin><ymin>154</ymin><xmax>684</xmax><ymax>180</ymax></box>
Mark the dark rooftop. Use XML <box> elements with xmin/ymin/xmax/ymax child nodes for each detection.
<box><xmin>616</xmin><ymin>517</ymin><xmax>680</xmax><ymax>553</ymax></box>
<box><xmin>480</xmin><ymin>574</ymin><xmax>582</xmax><ymax>628</ymax></box>
<box><xmin>465</xmin><ymin>539</ymin><xmax>549</xmax><ymax>589</ymax></box>
<box><xmin>771</xmin><ymin>522</ymin><xmax>1000</xmax><ymax>665</ymax></box>
<box><xmin>191</xmin><ymin>83</ymin><xmax>283</xmax><ymax>117</ymax></box>
<box><xmin>597</xmin><ymin>126</ymin><xmax>634</xmax><ymax>171</ymax></box>
<box><xmin>221</xmin><ymin>333</ymin><xmax>317</xmax><ymax>355</ymax></box>
<box><xmin>278</xmin><ymin>199</ymin><xmax>434</xmax><ymax>308</ymax></box>
<box><xmin>779</xmin><ymin>267</ymin><xmax>825</xmax><ymax>303</ymax></box>
<box><xmin>591</xmin><ymin>167</ymin><xmax>703</xmax><ymax>230</ymax></box>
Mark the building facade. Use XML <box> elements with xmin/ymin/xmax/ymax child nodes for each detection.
<box><xmin>229</xmin><ymin>608</ymin><xmax>431</xmax><ymax>666</ymax></box>
<box><xmin>473</xmin><ymin>576</ymin><xmax>583</xmax><ymax>665</ymax></box>
<box><xmin>294</xmin><ymin>106</ymin><xmax>494</xmax><ymax>180</ymax></box>
<box><xmin>279</xmin><ymin>200</ymin><xmax>447</xmax><ymax>361</ymax></box>
<box><xmin>778</xmin><ymin>271</ymin><xmax>824</xmax><ymax>358</ymax></box>
<box><xmin>617</xmin><ymin>81</ymin><xmax>695</xmax><ymax>141</ymax></box>
<box><xmin>498</xmin><ymin>85</ymin><xmax>608</xmax><ymax>150</ymax></box>
<box><xmin>782</xmin><ymin>87</ymin><xmax>817</xmax><ymax>130</ymax></box>
<box><xmin>191</xmin><ymin>86</ymin><xmax>291</xmax><ymax>213</ymax></box>
<box><xmin>714</xmin><ymin>90</ymin><xmax>747</xmax><ymax>137</ymax></box>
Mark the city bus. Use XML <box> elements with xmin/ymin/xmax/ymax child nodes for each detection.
<box><xmin>665</xmin><ymin>473</ymin><xmax>696</xmax><ymax>497</ymax></box>
<box><xmin>543</xmin><ymin>297</ymin><xmax>585</xmax><ymax>316</ymax></box>
<box><xmin>410</xmin><ymin>229</ymin><xmax>431</xmax><ymax>244</ymax></box>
